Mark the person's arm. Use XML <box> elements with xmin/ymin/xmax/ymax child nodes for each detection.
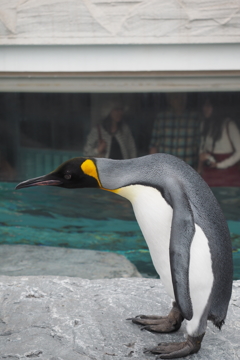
<box><xmin>83</xmin><ymin>127</ymin><xmax>104</xmax><ymax>157</ymax></box>
<box><xmin>197</xmin><ymin>121</ymin><xmax>215</xmax><ymax>172</ymax></box>
<box><xmin>198</xmin><ymin>123</ymin><xmax>205</xmax><ymax>155</ymax></box>
<box><xmin>117</xmin><ymin>124</ymin><xmax>137</xmax><ymax>159</ymax></box>
<box><xmin>217</xmin><ymin>121</ymin><xmax>240</xmax><ymax>169</ymax></box>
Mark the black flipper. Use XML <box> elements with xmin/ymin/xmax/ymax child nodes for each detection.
<box><xmin>166</xmin><ymin>179</ymin><xmax>195</xmax><ymax>320</ymax></box>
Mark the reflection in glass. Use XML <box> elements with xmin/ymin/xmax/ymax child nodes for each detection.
<box><xmin>199</xmin><ymin>95</ymin><xmax>240</xmax><ymax>187</ymax></box>
<box><xmin>0</xmin><ymin>91</ymin><xmax>240</xmax><ymax>278</ymax></box>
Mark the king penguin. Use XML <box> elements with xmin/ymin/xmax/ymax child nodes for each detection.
<box><xmin>16</xmin><ymin>154</ymin><xmax>233</xmax><ymax>359</ymax></box>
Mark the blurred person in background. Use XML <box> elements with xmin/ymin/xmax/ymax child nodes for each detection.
<box><xmin>0</xmin><ymin>151</ymin><xmax>15</xmax><ymax>181</ymax></box>
<box><xmin>84</xmin><ymin>99</ymin><xmax>136</xmax><ymax>159</ymax></box>
<box><xmin>149</xmin><ymin>93</ymin><xmax>199</xmax><ymax>168</ymax></box>
<box><xmin>198</xmin><ymin>96</ymin><xmax>240</xmax><ymax>187</ymax></box>
<box><xmin>0</xmin><ymin>119</ymin><xmax>16</xmax><ymax>181</ymax></box>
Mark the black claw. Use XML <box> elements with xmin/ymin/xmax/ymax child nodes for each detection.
<box><xmin>150</xmin><ymin>346</ymin><xmax>162</xmax><ymax>354</ymax></box>
<box><xmin>126</xmin><ymin>315</ymin><xmax>144</xmax><ymax>321</ymax></box>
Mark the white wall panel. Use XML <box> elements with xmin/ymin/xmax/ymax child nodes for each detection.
<box><xmin>0</xmin><ymin>0</ymin><xmax>240</xmax><ymax>45</ymax></box>
<box><xmin>0</xmin><ymin>44</ymin><xmax>240</xmax><ymax>73</ymax></box>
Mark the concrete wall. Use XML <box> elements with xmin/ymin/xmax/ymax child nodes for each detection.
<box><xmin>0</xmin><ymin>0</ymin><xmax>239</xmax><ymax>45</ymax></box>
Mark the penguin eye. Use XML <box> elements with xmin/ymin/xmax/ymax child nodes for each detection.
<box><xmin>64</xmin><ymin>174</ymin><xmax>72</xmax><ymax>180</ymax></box>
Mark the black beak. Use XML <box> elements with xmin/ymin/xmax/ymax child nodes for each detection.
<box><xmin>15</xmin><ymin>174</ymin><xmax>63</xmax><ymax>190</ymax></box>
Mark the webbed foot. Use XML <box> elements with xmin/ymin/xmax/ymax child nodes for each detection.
<box><xmin>128</xmin><ymin>302</ymin><xmax>183</xmax><ymax>333</ymax></box>
<box><xmin>146</xmin><ymin>334</ymin><xmax>205</xmax><ymax>359</ymax></box>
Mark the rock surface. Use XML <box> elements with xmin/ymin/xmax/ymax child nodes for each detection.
<box><xmin>0</xmin><ymin>276</ymin><xmax>239</xmax><ymax>360</ymax></box>
<box><xmin>0</xmin><ymin>245</ymin><xmax>141</xmax><ymax>279</ymax></box>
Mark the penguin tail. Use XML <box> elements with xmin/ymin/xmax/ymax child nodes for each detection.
<box><xmin>208</xmin><ymin>315</ymin><xmax>225</xmax><ymax>330</ymax></box>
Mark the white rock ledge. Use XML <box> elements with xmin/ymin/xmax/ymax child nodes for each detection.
<box><xmin>0</xmin><ymin>245</ymin><xmax>141</xmax><ymax>279</ymax></box>
<box><xmin>0</xmin><ymin>277</ymin><xmax>239</xmax><ymax>360</ymax></box>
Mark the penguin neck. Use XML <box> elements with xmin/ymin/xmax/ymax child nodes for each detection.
<box><xmin>96</xmin><ymin>156</ymin><xmax>166</xmax><ymax>192</ymax></box>
<box><xmin>114</xmin><ymin>184</ymin><xmax>143</xmax><ymax>202</ymax></box>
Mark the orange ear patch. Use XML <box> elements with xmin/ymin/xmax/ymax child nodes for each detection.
<box><xmin>81</xmin><ymin>159</ymin><xmax>102</xmax><ymax>187</ymax></box>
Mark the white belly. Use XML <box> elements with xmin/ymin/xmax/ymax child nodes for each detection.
<box><xmin>117</xmin><ymin>184</ymin><xmax>214</xmax><ymax>335</ymax></box>
<box><xmin>116</xmin><ymin>185</ymin><xmax>174</xmax><ymax>298</ymax></box>
<box><xmin>187</xmin><ymin>224</ymin><xmax>214</xmax><ymax>335</ymax></box>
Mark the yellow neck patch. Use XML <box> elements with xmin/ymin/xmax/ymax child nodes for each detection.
<box><xmin>81</xmin><ymin>158</ymin><xmax>120</xmax><ymax>193</ymax></box>
<box><xmin>81</xmin><ymin>159</ymin><xmax>102</xmax><ymax>187</ymax></box>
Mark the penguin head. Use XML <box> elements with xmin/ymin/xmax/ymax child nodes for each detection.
<box><xmin>16</xmin><ymin>158</ymin><xmax>102</xmax><ymax>190</ymax></box>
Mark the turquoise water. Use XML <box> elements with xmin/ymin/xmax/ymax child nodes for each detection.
<box><xmin>0</xmin><ymin>183</ymin><xmax>240</xmax><ymax>279</ymax></box>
